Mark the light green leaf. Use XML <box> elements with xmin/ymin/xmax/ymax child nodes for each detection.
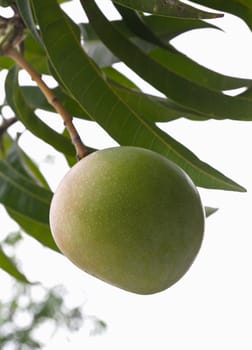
<box><xmin>205</xmin><ymin>206</ymin><xmax>218</xmax><ymax>217</ymax></box>
<box><xmin>149</xmin><ymin>48</ymin><xmax>252</xmax><ymax>91</ymax></box>
<box><xmin>0</xmin><ymin>245</ymin><xmax>30</xmax><ymax>283</ymax></box>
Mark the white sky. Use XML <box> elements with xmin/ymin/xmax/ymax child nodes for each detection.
<box><xmin>1</xmin><ymin>1</ymin><xmax>252</xmax><ymax>349</ymax></box>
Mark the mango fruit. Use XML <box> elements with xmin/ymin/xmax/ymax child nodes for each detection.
<box><xmin>49</xmin><ymin>146</ymin><xmax>205</xmax><ymax>294</ymax></box>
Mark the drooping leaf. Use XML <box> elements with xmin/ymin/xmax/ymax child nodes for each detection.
<box><xmin>21</xmin><ymin>86</ymin><xmax>91</xmax><ymax>120</ymax></box>
<box><xmin>0</xmin><ymin>245</ymin><xmax>30</xmax><ymax>283</ymax></box>
<box><xmin>81</xmin><ymin>0</ymin><xmax>252</xmax><ymax>121</ymax></box>
<box><xmin>6</xmin><ymin>139</ymin><xmax>50</xmax><ymax>189</ymax></box>
<box><xmin>112</xmin><ymin>0</ymin><xmax>223</xmax><ymax>19</ymax></box>
<box><xmin>5</xmin><ymin>66</ymin><xmax>76</xmax><ymax>157</ymax></box>
<box><xmin>80</xmin><ymin>14</ymin><xmax>220</xmax><ymax>67</ymax></box>
<box><xmin>30</xmin><ymin>0</ymin><xmax>245</xmax><ymax>192</ymax></box>
<box><xmin>149</xmin><ymin>48</ymin><xmax>252</xmax><ymax>91</ymax></box>
<box><xmin>190</xmin><ymin>0</ymin><xmax>252</xmax><ymax>30</ymax></box>
<box><xmin>6</xmin><ymin>208</ymin><xmax>59</xmax><ymax>252</ymax></box>
<box><xmin>16</xmin><ymin>0</ymin><xmax>42</xmax><ymax>45</ymax></box>
<box><xmin>114</xmin><ymin>4</ymin><xmax>172</xmax><ymax>51</ymax></box>
<box><xmin>0</xmin><ymin>159</ymin><xmax>52</xmax><ymax>224</ymax></box>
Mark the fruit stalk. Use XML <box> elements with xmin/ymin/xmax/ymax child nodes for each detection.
<box><xmin>5</xmin><ymin>47</ymin><xmax>88</xmax><ymax>160</ymax></box>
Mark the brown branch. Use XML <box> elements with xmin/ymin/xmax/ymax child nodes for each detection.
<box><xmin>0</xmin><ymin>116</ymin><xmax>17</xmax><ymax>137</ymax></box>
<box><xmin>5</xmin><ymin>47</ymin><xmax>89</xmax><ymax>160</ymax></box>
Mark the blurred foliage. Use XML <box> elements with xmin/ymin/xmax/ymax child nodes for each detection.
<box><xmin>0</xmin><ymin>231</ymin><xmax>106</xmax><ymax>350</ymax></box>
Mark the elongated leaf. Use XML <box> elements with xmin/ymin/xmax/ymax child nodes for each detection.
<box><xmin>110</xmin><ymin>82</ymin><xmax>208</xmax><ymax>122</ymax></box>
<box><xmin>30</xmin><ymin>0</ymin><xmax>245</xmax><ymax>192</ymax></box>
<box><xmin>6</xmin><ymin>208</ymin><xmax>59</xmax><ymax>252</ymax></box>
<box><xmin>5</xmin><ymin>67</ymin><xmax>76</xmax><ymax>157</ymax></box>
<box><xmin>112</xmin><ymin>0</ymin><xmax>223</xmax><ymax>19</ymax></box>
<box><xmin>6</xmin><ymin>139</ymin><xmax>50</xmax><ymax>189</ymax></box>
<box><xmin>191</xmin><ymin>0</ymin><xmax>252</xmax><ymax>29</ymax></box>
<box><xmin>0</xmin><ymin>245</ymin><xmax>30</xmax><ymax>283</ymax></box>
<box><xmin>0</xmin><ymin>159</ymin><xmax>52</xmax><ymax>224</ymax></box>
<box><xmin>16</xmin><ymin>0</ymin><xmax>42</xmax><ymax>45</ymax></box>
<box><xmin>21</xmin><ymin>86</ymin><xmax>91</xmax><ymax>120</ymax></box>
<box><xmin>81</xmin><ymin>13</ymin><xmax>221</xmax><ymax>42</ymax></box>
<box><xmin>149</xmin><ymin>48</ymin><xmax>252</xmax><ymax>91</ymax></box>
<box><xmin>114</xmin><ymin>4</ymin><xmax>171</xmax><ymax>51</ymax></box>
<box><xmin>23</xmin><ymin>34</ymin><xmax>49</xmax><ymax>74</ymax></box>
<box><xmin>82</xmin><ymin>1</ymin><xmax>252</xmax><ymax>121</ymax></box>
<box><xmin>80</xmin><ymin>15</ymin><xmax>220</xmax><ymax>67</ymax></box>
<box><xmin>103</xmin><ymin>68</ymin><xmax>207</xmax><ymax>122</ymax></box>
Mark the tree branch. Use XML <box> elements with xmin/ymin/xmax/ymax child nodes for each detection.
<box><xmin>0</xmin><ymin>116</ymin><xmax>17</xmax><ymax>137</ymax></box>
<box><xmin>5</xmin><ymin>47</ymin><xmax>89</xmax><ymax>160</ymax></box>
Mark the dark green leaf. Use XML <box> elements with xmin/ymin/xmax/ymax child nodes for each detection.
<box><xmin>80</xmin><ymin>15</ymin><xmax>220</xmax><ymax>67</ymax></box>
<box><xmin>114</xmin><ymin>4</ymin><xmax>171</xmax><ymax>51</ymax></box>
<box><xmin>0</xmin><ymin>159</ymin><xmax>52</xmax><ymax>224</ymax></box>
<box><xmin>21</xmin><ymin>86</ymin><xmax>91</xmax><ymax>120</ymax></box>
<box><xmin>16</xmin><ymin>0</ymin><xmax>42</xmax><ymax>45</ymax></box>
<box><xmin>7</xmin><ymin>208</ymin><xmax>59</xmax><ymax>252</ymax></box>
<box><xmin>112</xmin><ymin>0</ymin><xmax>223</xmax><ymax>19</ymax></box>
<box><xmin>190</xmin><ymin>0</ymin><xmax>252</xmax><ymax>30</ymax></box>
<box><xmin>5</xmin><ymin>66</ymin><xmax>76</xmax><ymax>157</ymax></box>
<box><xmin>6</xmin><ymin>139</ymin><xmax>50</xmax><ymax>189</ymax></box>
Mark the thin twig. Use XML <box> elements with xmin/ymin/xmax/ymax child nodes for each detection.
<box><xmin>5</xmin><ymin>47</ymin><xmax>89</xmax><ymax>160</ymax></box>
<box><xmin>0</xmin><ymin>116</ymin><xmax>17</xmax><ymax>137</ymax></box>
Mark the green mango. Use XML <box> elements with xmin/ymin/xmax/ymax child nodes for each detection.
<box><xmin>49</xmin><ymin>146</ymin><xmax>205</xmax><ymax>294</ymax></box>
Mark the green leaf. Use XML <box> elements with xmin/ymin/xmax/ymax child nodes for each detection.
<box><xmin>0</xmin><ymin>245</ymin><xmax>30</xmax><ymax>283</ymax></box>
<box><xmin>112</xmin><ymin>0</ymin><xmax>223</xmax><ymax>19</ymax></box>
<box><xmin>0</xmin><ymin>56</ymin><xmax>14</xmax><ymax>69</ymax></box>
<box><xmin>205</xmin><ymin>206</ymin><xmax>218</xmax><ymax>217</ymax></box>
<box><xmin>149</xmin><ymin>48</ymin><xmax>252</xmax><ymax>91</ymax></box>
<box><xmin>110</xmin><ymin>81</ymin><xmax>207</xmax><ymax>122</ymax></box>
<box><xmin>16</xmin><ymin>0</ymin><xmax>42</xmax><ymax>45</ymax></box>
<box><xmin>21</xmin><ymin>86</ymin><xmax>91</xmax><ymax>120</ymax></box>
<box><xmin>0</xmin><ymin>159</ymin><xmax>52</xmax><ymax>224</ymax></box>
<box><xmin>6</xmin><ymin>139</ymin><xmax>50</xmax><ymax>189</ymax></box>
<box><xmin>30</xmin><ymin>0</ymin><xmax>246</xmax><ymax>192</ymax></box>
<box><xmin>190</xmin><ymin>0</ymin><xmax>252</xmax><ymax>30</ymax></box>
<box><xmin>5</xmin><ymin>66</ymin><xmax>76</xmax><ymax>157</ymax></box>
<box><xmin>80</xmin><ymin>15</ymin><xmax>220</xmax><ymax>67</ymax></box>
<box><xmin>82</xmin><ymin>1</ymin><xmax>252</xmax><ymax>121</ymax></box>
<box><xmin>6</xmin><ymin>208</ymin><xmax>59</xmax><ymax>253</ymax></box>
<box><xmin>23</xmin><ymin>34</ymin><xmax>49</xmax><ymax>74</ymax></box>
<box><xmin>114</xmin><ymin>4</ymin><xmax>172</xmax><ymax>51</ymax></box>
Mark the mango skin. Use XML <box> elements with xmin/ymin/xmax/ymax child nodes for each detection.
<box><xmin>49</xmin><ymin>146</ymin><xmax>205</xmax><ymax>294</ymax></box>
